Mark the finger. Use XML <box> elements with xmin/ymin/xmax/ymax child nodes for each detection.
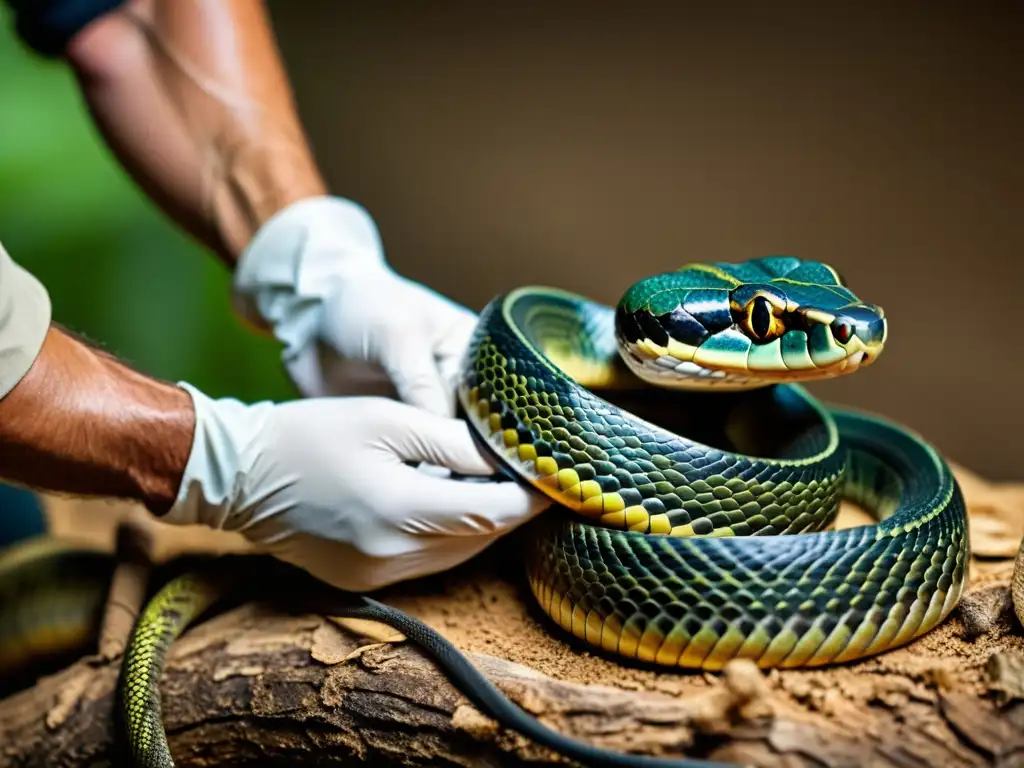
<box><xmin>414</xmin><ymin>282</ymin><xmax>477</xmax><ymax>330</ymax></box>
<box><xmin>416</xmin><ymin>290</ymin><xmax>476</xmax><ymax>391</ymax></box>
<box><xmin>431</xmin><ymin>299</ymin><xmax>477</xmax><ymax>355</ymax></box>
<box><xmin>382</xmin><ymin>405</ymin><xmax>503</xmax><ymax>476</ymax></box>
<box><xmin>389</xmin><ymin>468</ymin><xmax>551</xmax><ymax>535</ymax></box>
<box><xmin>378</xmin><ymin>334</ymin><xmax>454</xmax><ymax>418</ymax></box>
<box><xmin>435</xmin><ymin>321</ymin><xmax>477</xmax><ymax>397</ymax></box>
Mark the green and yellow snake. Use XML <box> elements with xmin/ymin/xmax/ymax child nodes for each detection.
<box><xmin>0</xmin><ymin>256</ymin><xmax>973</xmax><ymax>768</ymax></box>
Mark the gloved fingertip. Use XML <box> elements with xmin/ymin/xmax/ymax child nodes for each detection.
<box><xmin>400</xmin><ymin>384</ymin><xmax>456</xmax><ymax>419</ymax></box>
<box><xmin>381</xmin><ymin>343</ymin><xmax>454</xmax><ymax>418</ymax></box>
<box><xmin>432</xmin><ymin>421</ymin><xmax>502</xmax><ymax>476</ymax></box>
<box><xmin>441</xmin><ymin>477</ymin><xmax>551</xmax><ymax>526</ymax></box>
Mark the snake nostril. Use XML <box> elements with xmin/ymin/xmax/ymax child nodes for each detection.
<box><xmin>870</xmin><ymin>318</ymin><xmax>887</xmax><ymax>345</ymax></box>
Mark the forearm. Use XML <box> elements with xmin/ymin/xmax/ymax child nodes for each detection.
<box><xmin>0</xmin><ymin>326</ymin><xmax>194</xmax><ymax>514</ymax></box>
<box><xmin>64</xmin><ymin>0</ymin><xmax>326</xmax><ymax>265</ymax></box>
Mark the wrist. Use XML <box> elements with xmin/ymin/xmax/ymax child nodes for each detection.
<box><xmin>0</xmin><ymin>326</ymin><xmax>195</xmax><ymax>514</ymax></box>
<box><xmin>212</xmin><ymin>145</ymin><xmax>328</xmax><ymax>265</ymax></box>
<box><xmin>162</xmin><ymin>383</ymin><xmax>276</xmax><ymax>529</ymax></box>
<box><xmin>117</xmin><ymin>366</ymin><xmax>197</xmax><ymax>516</ymax></box>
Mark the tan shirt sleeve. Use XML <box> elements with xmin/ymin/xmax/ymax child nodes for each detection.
<box><xmin>0</xmin><ymin>241</ymin><xmax>51</xmax><ymax>399</ymax></box>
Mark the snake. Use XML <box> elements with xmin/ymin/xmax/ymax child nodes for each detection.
<box><xmin>0</xmin><ymin>255</ymin><xmax>972</xmax><ymax>768</ymax></box>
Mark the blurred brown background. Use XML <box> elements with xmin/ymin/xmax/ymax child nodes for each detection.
<box><xmin>1</xmin><ymin>2</ymin><xmax>1018</xmax><ymax>485</ymax></box>
<box><xmin>267</xmin><ymin>1</ymin><xmax>1022</xmax><ymax>479</ymax></box>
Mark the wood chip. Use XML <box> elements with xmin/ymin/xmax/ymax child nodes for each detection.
<box><xmin>940</xmin><ymin>693</ymin><xmax>1024</xmax><ymax>758</ymax></box>
<box><xmin>960</xmin><ymin>584</ymin><xmax>1017</xmax><ymax>640</ymax></box>
<box><xmin>988</xmin><ymin>652</ymin><xmax>1024</xmax><ymax>705</ymax></box>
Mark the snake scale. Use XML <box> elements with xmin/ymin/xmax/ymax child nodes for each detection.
<box><xmin>0</xmin><ymin>255</ymin><xmax>976</xmax><ymax>768</ymax></box>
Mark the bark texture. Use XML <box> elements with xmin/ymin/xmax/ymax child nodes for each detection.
<box><xmin>0</xmin><ymin>604</ymin><xmax>772</xmax><ymax>767</ymax></box>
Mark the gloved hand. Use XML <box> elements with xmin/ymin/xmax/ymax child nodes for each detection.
<box><xmin>232</xmin><ymin>196</ymin><xmax>476</xmax><ymax>418</ymax></box>
<box><xmin>165</xmin><ymin>384</ymin><xmax>549</xmax><ymax>591</ymax></box>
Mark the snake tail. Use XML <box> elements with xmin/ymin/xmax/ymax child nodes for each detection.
<box><xmin>116</xmin><ymin>560</ymin><xmax>737</xmax><ymax>768</ymax></box>
<box><xmin>0</xmin><ymin>538</ymin><xmax>115</xmax><ymax>696</ymax></box>
<box><xmin>118</xmin><ymin>565</ymin><xmax>232</xmax><ymax>768</ymax></box>
<box><xmin>327</xmin><ymin>594</ymin><xmax>737</xmax><ymax>768</ymax></box>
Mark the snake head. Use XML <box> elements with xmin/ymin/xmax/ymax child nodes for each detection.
<box><xmin>614</xmin><ymin>255</ymin><xmax>887</xmax><ymax>390</ymax></box>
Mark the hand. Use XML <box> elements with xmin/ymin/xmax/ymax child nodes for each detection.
<box><xmin>166</xmin><ymin>384</ymin><xmax>548</xmax><ymax>592</ymax></box>
<box><xmin>232</xmin><ymin>196</ymin><xmax>477</xmax><ymax>417</ymax></box>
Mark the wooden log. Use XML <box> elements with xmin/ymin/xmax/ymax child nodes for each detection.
<box><xmin>2</xmin><ymin>590</ymin><xmax>1023</xmax><ymax>768</ymax></box>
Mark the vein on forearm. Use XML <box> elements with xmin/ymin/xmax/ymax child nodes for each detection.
<box><xmin>66</xmin><ymin>0</ymin><xmax>327</xmax><ymax>266</ymax></box>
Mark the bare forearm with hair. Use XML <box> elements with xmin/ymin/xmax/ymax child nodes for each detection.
<box><xmin>64</xmin><ymin>0</ymin><xmax>327</xmax><ymax>266</ymax></box>
<box><xmin>0</xmin><ymin>327</ymin><xmax>194</xmax><ymax>515</ymax></box>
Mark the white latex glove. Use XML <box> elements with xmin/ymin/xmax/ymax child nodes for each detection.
<box><xmin>232</xmin><ymin>195</ymin><xmax>476</xmax><ymax>418</ymax></box>
<box><xmin>165</xmin><ymin>383</ymin><xmax>548</xmax><ymax>592</ymax></box>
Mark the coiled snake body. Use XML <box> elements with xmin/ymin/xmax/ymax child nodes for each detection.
<box><xmin>0</xmin><ymin>256</ymin><xmax>972</xmax><ymax>767</ymax></box>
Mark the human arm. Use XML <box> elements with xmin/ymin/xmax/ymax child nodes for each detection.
<box><xmin>59</xmin><ymin>0</ymin><xmax>326</xmax><ymax>266</ymax></box>
<box><xmin>0</xmin><ymin>325</ymin><xmax>194</xmax><ymax>514</ymax></box>
<box><xmin>6</xmin><ymin>0</ymin><xmax>478</xmax><ymax>415</ymax></box>
<box><xmin>0</xmin><ymin>241</ymin><xmax>544</xmax><ymax>590</ymax></box>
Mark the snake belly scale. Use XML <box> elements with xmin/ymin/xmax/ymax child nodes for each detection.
<box><xmin>0</xmin><ymin>255</ymin><xmax>971</xmax><ymax>768</ymax></box>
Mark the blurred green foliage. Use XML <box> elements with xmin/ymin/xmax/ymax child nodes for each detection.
<box><xmin>0</xmin><ymin>11</ymin><xmax>293</xmax><ymax>403</ymax></box>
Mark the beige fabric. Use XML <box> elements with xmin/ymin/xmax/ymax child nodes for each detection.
<box><xmin>0</xmin><ymin>241</ymin><xmax>51</xmax><ymax>400</ymax></box>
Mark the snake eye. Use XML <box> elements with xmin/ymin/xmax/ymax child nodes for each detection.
<box><xmin>831</xmin><ymin>319</ymin><xmax>853</xmax><ymax>344</ymax></box>
<box><xmin>751</xmin><ymin>297</ymin><xmax>772</xmax><ymax>338</ymax></box>
<box><xmin>744</xmin><ymin>296</ymin><xmax>783</xmax><ymax>342</ymax></box>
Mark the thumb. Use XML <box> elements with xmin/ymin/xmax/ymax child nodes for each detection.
<box><xmin>377</xmin><ymin>333</ymin><xmax>454</xmax><ymax>418</ymax></box>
